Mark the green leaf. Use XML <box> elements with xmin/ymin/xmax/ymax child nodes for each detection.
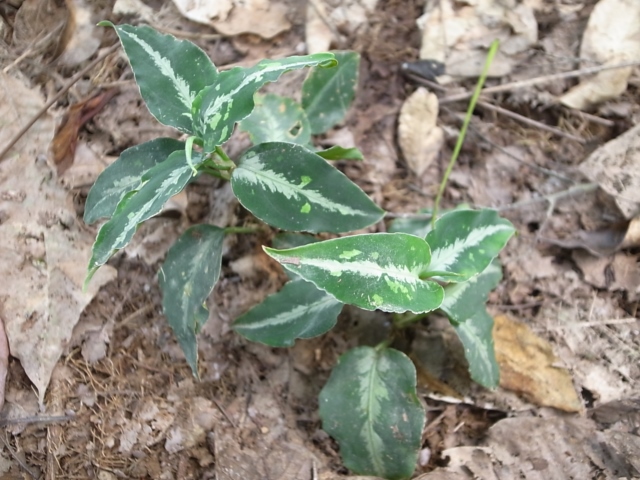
<box><xmin>101</xmin><ymin>22</ymin><xmax>217</xmax><ymax>133</ymax></box>
<box><xmin>302</xmin><ymin>51</ymin><xmax>360</xmax><ymax>134</ymax></box>
<box><xmin>439</xmin><ymin>260</ymin><xmax>502</xmax><ymax>324</ymax></box>
<box><xmin>264</xmin><ymin>233</ymin><xmax>444</xmax><ymax>313</ymax></box>
<box><xmin>388</xmin><ymin>214</ymin><xmax>433</xmax><ymax>238</ymax></box>
<box><xmin>159</xmin><ymin>225</ymin><xmax>225</xmax><ymax>376</ymax></box>
<box><xmin>195</xmin><ymin>53</ymin><xmax>336</xmax><ymax>152</ymax></box>
<box><xmin>84</xmin><ymin>138</ymin><xmax>184</xmax><ymax>224</ymax></box>
<box><xmin>319</xmin><ymin>346</ymin><xmax>425</xmax><ymax>479</ymax></box>
<box><xmin>424</xmin><ymin>209</ymin><xmax>515</xmax><ymax>282</ymax></box>
<box><xmin>231</xmin><ymin>142</ymin><xmax>384</xmax><ymax>233</ymax></box>
<box><xmin>86</xmin><ymin>149</ymin><xmax>203</xmax><ymax>282</ymax></box>
<box><xmin>239</xmin><ymin>93</ymin><xmax>311</xmax><ymax>145</ymax></box>
<box><xmin>233</xmin><ymin>279</ymin><xmax>343</xmax><ymax>347</ymax></box>
<box><xmin>451</xmin><ymin>309</ymin><xmax>499</xmax><ymax>388</ymax></box>
<box><xmin>316</xmin><ymin>145</ymin><xmax>364</xmax><ymax>161</ymax></box>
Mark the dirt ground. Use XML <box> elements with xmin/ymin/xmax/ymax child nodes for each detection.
<box><xmin>0</xmin><ymin>0</ymin><xmax>639</xmax><ymax>478</ymax></box>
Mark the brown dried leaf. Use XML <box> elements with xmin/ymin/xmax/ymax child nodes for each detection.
<box><xmin>494</xmin><ymin>314</ymin><xmax>582</xmax><ymax>412</ymax></box>
<box><xmin>0</xmin><ymin>72</ymin><xmax>116</xmax><ymax>406</ymax></box>
<box><xmin>50</xmin><ymin>89</ymin><xmax>118</xmax><ymax>175</ymax></box>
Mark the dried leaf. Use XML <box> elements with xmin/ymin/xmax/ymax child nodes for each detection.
<box><xmin>493</xmin><ymin>314</ymin><xmax>582</xmax><ymax>412</ymax></box>
<box><xmin>0</xmin><ymin>72</ymin><xmax>116</xmax><ymax>406</ymax></box>
<box><xmin>55</xmin><ymin>0</ymin><xmax>102</xmax><ymax>66</ymax></box>
<box><xmin>579</xmin><ymin>123</ymin><xmax>640</xmax><ymax>218</ymax></box>
<box><xmin>50</xmin><ymin>89</ymin><xmax>118</xmax><ymax>175</ymax></box>
<box><xmin>560</xmin><ymin>0</ymin><xmax>640</xmax><ymax>109</ymax></box>
<box><xmin>398</xmin><ymin>87</ymin><xmax>444</xmax><ymax>178</ymax></box>
<box><xmin>0</xmin><ymin>317</ymin><xmax>8</xmax><ymax>411</ymax></box>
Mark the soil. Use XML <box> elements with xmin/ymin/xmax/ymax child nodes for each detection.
<box><xmin>0</xmin><ymin>0</ymin><xmax>639</xmax><ymax>479</ymax></box>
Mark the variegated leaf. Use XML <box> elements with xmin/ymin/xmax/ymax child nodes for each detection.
<box><xmin>233</xmin><ymin>278</ymin><xmax>343</xmax><ymax>347</ymax></box>
<box><xmin>86</xmin><ymin>150</ymin><xmax>203</xmax><ymax>282</ymax></box>
<box><xmin>425</xmin><ymin>209</ymin><xmax>515</xmax><ymax>282</ymax></box>
<box><xmin>319</xmin><ymin>347</ymin><xmax>425</xmax><ymax>479</ymax></box>
<box><xmin>194</xmin><ymin>54</ymin><xmax>336</xmax><ymax>152</ymax></box>
<box><xmin>159</xmin><ymin>225</ymin><xmax>224</xmax><ymax>376</ymax></box>
<box><xmin>452</xmin><ymin>309</ymin><xmax>499</xmax><ymax>388</ymax></box>
<box><xmin>231</xmin><ymin>142</ymin><xmax>384</xmax><ymax>233</ymax></box>
<box><xmin>239</xmin><ymin>93</ymin><xmax>311</xmax><ymax>145</ymax></box>
<box><xmin>264</xmin><ymin>233</ymin><xmax>444</xmax><ymax>313</ymax></box>
<box><xmin>101</xmin><ymin>22</ymin><xmax>218</xmax><ymax>133</ymax></box>
<box><xmin>302</xmin><ymin>51</ymin><xmax>360</xmax><ymax>134</ymax></box>
<box><xmin>84</xmin><ymin>138</ymin><xmax>184</xmax><ymax>224</ymax></box>
<box><xmin>439</xmin><ymin>260</ymin><xmax>502</xmax><ymax>324</ymax></box>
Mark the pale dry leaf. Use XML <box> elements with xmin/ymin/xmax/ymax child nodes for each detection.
<box><xmin>56</xmin><ymin>0</ymin><xmax>102</xmax><ymax>66</ymax></box>
<box><xmin>579</xmin><ymin>123</ymin><xmax>640</xmax><ymax>219</ymax></box>
<box><xmin>494</xmin><ymin>314</ymin><xmax>582</xmax><ymax>412</ymax></box>
<box><xmin>113</xmin><ymin>0</ymin><xmax>154</xmax><ymax>21</ymax></box>
<box><xmin>0</xmin><ymin>72</ymin><xmax>116</xmax><ymax>406</ymax></box>
<box><xmin>418</xmin><ymin>0</ymin><xmax>537</xmax><ymax>78</ymax></box>
<box><xmin>0</xmin><ymin>317</ymin><xmax>8</xmax><ymax>412</ymax></box>
<box><xmin>171</xmin><ymin>0</ymin><xmax>233</xmax><ymax>24</ymax></box>
<box><xmin>560</xmin><ymin>0</ymin><xmax>640</xmax><ymax>109</ymax></box>
<box><xmin>306</xmin><ymin>1</ymin><xmax>333</xmax><ymax>54</ymax></box>
<box><xmin>398</xmin><ymin>87</ymin><xmax>444</xmax><ymax>178</ymax></box>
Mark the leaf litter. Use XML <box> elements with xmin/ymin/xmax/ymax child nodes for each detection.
<box><xmin>1</xmin><ymin>0</ymin><xmax>639</xmax><ymax>477</ymax></box>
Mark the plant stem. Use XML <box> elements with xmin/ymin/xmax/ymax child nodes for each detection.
<box><xmin>431</xmin><ymin>40</ymin><xmax>499</xmax><ymax>228</ymax></box>
<box><xmin>215</xmin><ymin>146</ymin><xmax>234</xmax><ymax>165</ymax></box>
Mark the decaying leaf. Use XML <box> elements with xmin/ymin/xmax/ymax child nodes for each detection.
<box><xmin>171</xmin><ymin>0</ymin><xmax>291</xmax><ymax>39</ymax></box>
<box><xmin>560</xmin><ymin>0</ymin><xmax>640</xmax><ymax>109</ymax></box>
<box><xmin>50</xmin><ymin>89</ymin><xmax>118</xmax><ymax>175</ymax></box>
<box><xmin>0</xmin><ymin>317</ymin><xmax>8</xmax><ymax>412</ymax></box>
<box><xmin>493</xmin><ymin>314</ymin><xmax>582</xmax><ymax>412</ymax></box>
<box><xmin>0</xmin><ymin>72</ymin><xmax>116</xmax><ymax>406</ymax></box>
<box><xmin>418</xmin><ymin>0</ymin><xmax>537</xmax><ymax>78</ymax></box>
<box><xmin>55</xmin><ymin>0</ymin><xmax>102</xmax><ymax>66</ymax></box>
<box><xmin>398</xmin><ymin>87</ymin><xmax>444</xmax><ymax>178</ymax></box>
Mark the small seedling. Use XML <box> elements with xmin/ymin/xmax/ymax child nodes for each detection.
<box><xmin>85</xmin><ymin>24</ymin><xmax>514</xmax><ymax>479</ymax></box>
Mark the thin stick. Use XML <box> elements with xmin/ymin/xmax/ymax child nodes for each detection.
<box><xmin>0</xmin><ymin>414</ymin><xmax>75</xmax><ymax>427</ymax></box>
<box><xmin>432</xmin><ymin>40</ymin><xmax>499</xmax><ymax>227</ymax></box>
<box><xmin>497</xmin><ymin>182</ymin><xmax>598</xmax><ymax>212</ymax></box>
<box><xmin>0</xmin><ymin>43</ymin><xmax>120</xmax><ymax>162</ymax></box>
<box><xmin>440</xmin><ymin>59</ymin><xmax>640</xmax><ymax>104</ymax></box>
<box><xmin>476</xmin><ymin>100</ymin><xmax>585</xmax><ymax>143</ymax></box>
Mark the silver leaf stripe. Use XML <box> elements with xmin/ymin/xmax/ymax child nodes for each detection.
<box><xmin>235</xmin><ymin>293</ymin><xmax>338</xmax><ymax>330</ymax></box>
<box><xmin>113</xmin><ymin>165</ymin><xmax>190</xmax><ymax>247</ymax></box>
<box><xmin>234</xmin><ymin>153</ymin><xmax>367</xmax><ymax>217</ymax></box>
<box><xmin>201</xmin><ymin>59</ymin><xmax>320</xmax><ymax>128</ymax></box>
<box><xmin>429</xmin><ymin>224</ymin><xmax>512</xmax><ymax>272</ymax></box>
<box><xmin>122</xmin><ymin>30</ymin><xmax>196</xmax><ymax>111</ymax></box>
<box><xmin>355</xmin><ymin>351</ymin><xmax>390</xmax><ymax>473</ymax></box>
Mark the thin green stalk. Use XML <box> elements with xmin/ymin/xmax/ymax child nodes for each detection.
<box><xmin>431</xmin><ymin>40</ymin><xmax>499</xmax><ymax>228</ymax></box>
<box><xmin>215</xmin><ymin>146</ymin><xmax>234</xmax><ymax>165</ymax></box>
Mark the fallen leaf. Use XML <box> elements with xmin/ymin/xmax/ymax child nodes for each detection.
<box><xmin>560</xmin><ymin>0</ymin><xmax>640</xmax><ymax>109</ymax></box>
<box><xmin>493</xmin><ymin>314</ymin><xmax>582</xmax><ymax>412</ymax></box>
<box><xmin>579</xmin><ymin>123</ymin><xmax>640</xmax><ymax>219</ymax></box>
<box><xmin>417</xmin><ymin>0</ymin><xmax>537</xmax><ymax>78</ymax></box>
<box><xmin>572</xmin><ymin>251</ymin><xmax>640</xmax><ymax>300</ymax></box>
<box><xmin>398</xmin><ymin>87</ymin><xmax>444</xmax><ymax>178</ymax></box>
<box><xmin>0</xmin><ymin>317</ymin><xmax>8</xmax><ymax>411</ymax></box>
<box><xmin>55</xmin><ymin>0</ymin><xmax>102</xmax><ymax>66</ymax></box>
<box><xmin>50</xmin><ymin>89</ymin><xmax>118</xmax><ymax>175</ymax></box>
<box><xmin>0</xmin><ymin>72</ymin><xmax>116</xmax><ymax>406</ymax></box>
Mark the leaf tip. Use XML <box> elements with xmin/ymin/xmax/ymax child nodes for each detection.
<box><xmin>97</xmin><ymin>20</ymin><xmax>114</xmax><ymax>28</ymax></box>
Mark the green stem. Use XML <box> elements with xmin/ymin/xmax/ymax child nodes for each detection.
<box><xmin>215</xmin><ymin>145</ymin><xmax>234</xmax><ymax>165</ymax></box>
<box><xmin>393</xmin><ymin>312</ymin><xmax>428</xmax><ymax>328</ymax></box>
<box><xmin>431</xmin><ymin>40</ymin><xmax>499</xmax><ymax>228</ymax></box>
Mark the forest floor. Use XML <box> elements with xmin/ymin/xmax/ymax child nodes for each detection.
<box><xmin>0</xmin><ymin>0</ymin><xmax>639</xmax><ymax>478</ymax></box>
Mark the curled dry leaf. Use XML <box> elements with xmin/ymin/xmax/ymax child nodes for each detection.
<box><xmin>50</xmin><ymin>89</ymin><xmax>118</xmax><ymax>175</ymax></box>
<box><xmin>0</xmin><ymin>72</ymin><xmax>116</xmax><ymax>406</ymax></box>
<box><xmin>398</xmin><ymin>87</ymin><xmax>444</xmax><ymax>178</ymax></box>
<box><xmin>560</xmin><ymin>0</ymin><xmax>640</xmax><ymax>109</ymax></box>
